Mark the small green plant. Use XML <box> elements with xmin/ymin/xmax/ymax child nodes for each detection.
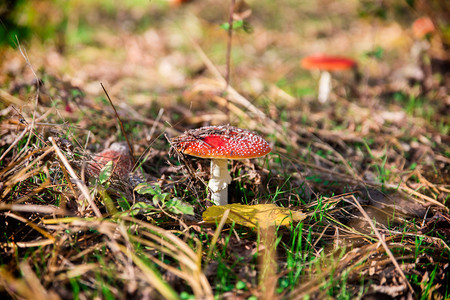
<box><xmin>220</xmin><ymin>19</ymin><xmax>253</xmax><ymax>34</ymax></box>
<box><xmin>134</xmin><ymin>182</ymin><xmax>194</xmax><ymax>216</ymax></box>
<box><xmin>364</xmin><ymin>46</ymin><xmax>385</xmax><ymax>60</ymax></box>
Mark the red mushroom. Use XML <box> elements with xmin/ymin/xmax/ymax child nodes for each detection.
<box><xmin>88</xmin><ymin>142</ymin><xmax>133</xmax><ymax>178</ymax></box>
<box><xmin>168</xmin><ymin>0</ymin><xmax>193</xmax><ymax>6</ymax></box>
<box><xmin>301</xmin><ymin>54</ymin><xmax>357</xmax><ymax>103</ymax></box>
<box><xmin>409</xmin><ymin>17</ymin><xmax>436</xmax><ymax>89</ymax></box>
<box><xmin>412</xmin><ymin>17</ymin><xmax>435</xmax><ymax>40</ymax></box>
<box><xmin>170</xmin><ymin>125</ymin><xmax>271</xmax><ymax>205</ymax></box>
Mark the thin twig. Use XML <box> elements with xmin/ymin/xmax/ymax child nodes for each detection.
<box><xmin>135</xmin><ymin>108</ymin><xmax>165</xmax><ymax>171</ymax></box>
<box><xmin>16</xmin><ymin>38</ymin><xmax>40</xmax><ymax>152</ymax></box>
<box><xmin>224</xmin><ymin>0</ymin><xmax>235</xmax><ymax>91</ymax></box>
<box><xmin>100</xmin><ymin>83</ymin><xmax>135</xmax><ymax>165</ymax></box>
<box><xmin>224</xmin><ymin>0</ymin><xmax>236</xmax><ymax>122</ymax></box>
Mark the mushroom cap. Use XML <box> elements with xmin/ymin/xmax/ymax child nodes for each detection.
<box><xmin>88</xmin><ymin>142</ymin><xmax>133</xmax><ymax>177</ymax></box>
<box><xmin>412</xmin><ymin>17</ymin><xmax>435</xmax><ymax>39</ymax></box>
<box><xmin>301</xmin><ymin>55</ymin><xmax>357</xmax><ymax>71</ymax></box>
<box><xmin>171</xmin><ymin>125</ymin><xmax>271</xmax><ymax>159</ymax></box>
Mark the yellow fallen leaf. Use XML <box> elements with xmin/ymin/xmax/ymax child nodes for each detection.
<box><xmin>202</xmin><ymin>203</ymin><xmax>306</xmax><ymax>229</ymax></box>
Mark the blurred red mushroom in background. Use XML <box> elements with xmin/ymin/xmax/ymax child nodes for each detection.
<box><xmin>171</xmin><ymin>125</ymin><xmax>271</xmax><ymax>206</ymax></box>
<box><xmin>168</xmin><ymin>0</ymin><xmax>193</xmax><ymax>6</ymax></box>
<box><xmin>410</xmin><ymin>17</ymin><xmax>436</xmax><ymax>60</ymax></box>
<box><xmin>410</xmin><ymin>17</ymin><xmax>437</xmax><ymax>91</ymax></box>
<box><xmin>301</xmin><ymin>54</ymin><xmax>357</xmax><ymax>103</ymax></box>
<box><xmin>412</xmin><ymin>17</ymin><xmax>435</xmax><ymax>40</ymax></box>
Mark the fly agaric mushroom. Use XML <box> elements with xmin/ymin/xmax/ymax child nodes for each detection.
<box><xmin>170</xmin><ymin>125</ymin><xmax>271</xmax><ymax>205</ymax></box>
<box><xmin>409</xmin><ymin>17</ymin><xmax>436</xmax><ymax>90</ymax></box>
<box><xmin>410</xmin><ymin>17</ymin><xmax>436</xmax><ymax>59</ymax></box>
<box><xmin>412</xmin><ymin>17</ymin><xmax>435</xmax><ymax>40</ymax></box>
<box><xmin>88</xmin><ymin>142</ymin><xmax>133</xmax><ymax>178</ymax></box>
<box><xmin>301</xmin><ymin>54</ymin><xmax>357</xmax><ymax>103</ymax></box>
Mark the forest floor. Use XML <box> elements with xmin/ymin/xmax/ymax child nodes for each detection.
<box><xmin>0</xmin><ymin>1</ymin><xmax>449</xmax><ymax>299</ymax></box>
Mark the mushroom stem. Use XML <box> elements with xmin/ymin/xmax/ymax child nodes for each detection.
<box><xmin>209</xmin><ymin>159</ymin><xmax>231</xmax><ymax>205</ymax></box>
<box><xmin>318</xmin><ymin>70</ymin><xmax>332</xmax><ymax>103</ymax></box>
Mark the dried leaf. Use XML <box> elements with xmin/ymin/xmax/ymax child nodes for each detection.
<box><xmin>202</xmin><ymin>204</ymin><xmax>306</xmax><ymax>229</ymax></box>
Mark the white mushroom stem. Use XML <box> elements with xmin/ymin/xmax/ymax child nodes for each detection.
<box><xmin>208</xmin><ymin>159</ymin><xmax>231</xmax><ymax>206</ymax></box>
<box><xmin>318</xmin><ymin>70</ymin><xmax>332</xmax><ymax>103</ymax></box>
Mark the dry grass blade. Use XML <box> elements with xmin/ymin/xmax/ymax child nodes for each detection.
<box><xmin>121</xmin><ymin>217</ymin><xmax>197</xmax><ymax>261</ymax></box>
<box><xmin>16</xmin><ymin>40</ymin><xmax>41</xmax><ymax>154</ymax></box>
<box><xmin>56</xmin><ymin>264</ymin><xmax>100</xmax><ymax>280</ymax></box>
<box><xmin>1</xmin><ymin>146</ymin><xmax>54</xmax><ymax>198</ymax></box>
<box><xmin>0</xmin><ymin>90</ymin><xmax>26</xmax><ymax>106</ymax></box>
<box><xmin>189</xmin><ymin>38</ymin><xmax>267</xmax><ymax>120</ymax></box>
<box><xmin>0</xmin><ymin>123</ymin><xmax>28</xmax><ymax>162</ymax></box>
<box><xmin>131</xmin><ymin>233</ymin><xmax>197</xmax><ymax>270</ymax></box>
<box><xmin>14</xmin><ymin>166</ymin><xmax>51</xmax><ymax>203</ymax></box>
<box><xmin>128</xmin><ymin>235</ymin><xmax>211</xmax><ymax>299</ymax></box>
<box><xmin>0</xmin><ymin>263</ymin><xmax>57</xmax><ymax>300</ymax></box>
<box><xmin>0</xmin><ymin>203</ymin><xmax>64</xmax><ymax>214</ymax></box>
<box><xmin>384</xmin><ymin>183</ymin><xmax>449</xmax><ymax>211</ymax></box>
<box><xmin>4</xmin><ymin>212</ymin><xmax>55</xmax><ymax>241</ymax></box>
<box><xmin>289</xmin><ymin>242</ymin><xmax>387</xmax><ymax>299</ymax></box>
<box><xmin>39</xmin><ymin>216</ymin><xmax>212</xmax><ymax>297</ymax></box>
<box><xmin>19</xmin><ymin>262</ymin><xmax>60</xmax><ymax>300</ymax></box>
<box><xmin>49</xmin><ymin>137</ymin><xmax>102</xmax><ymax>217</ymax></box>
<box><xmin>4</xmin><ymin>239</ymin><xmax>55</xmax><ymax>248</ymax></box>
<box><xmin>41</xmin><ymin>216</ymin><xmax>88</xmax><ymax>225</ymax></box>
<box><xmin>119</xmin><ymin>216</ymin><xmax>213</xmax><ymax>299</ymax></box>
<box><xmin>206</xmin><ymin>208</ymin><xmax>230</xmax><ymax>260</ymax></box>
<box><xmin>349</xmin><ymin>195</ymin><xmax>415</xmax><ymax>294</ymax></box>
<box><xmin>118</xmin><ymin>244</ymin><xmax>180</xmax><ymax>300</ymax></box>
